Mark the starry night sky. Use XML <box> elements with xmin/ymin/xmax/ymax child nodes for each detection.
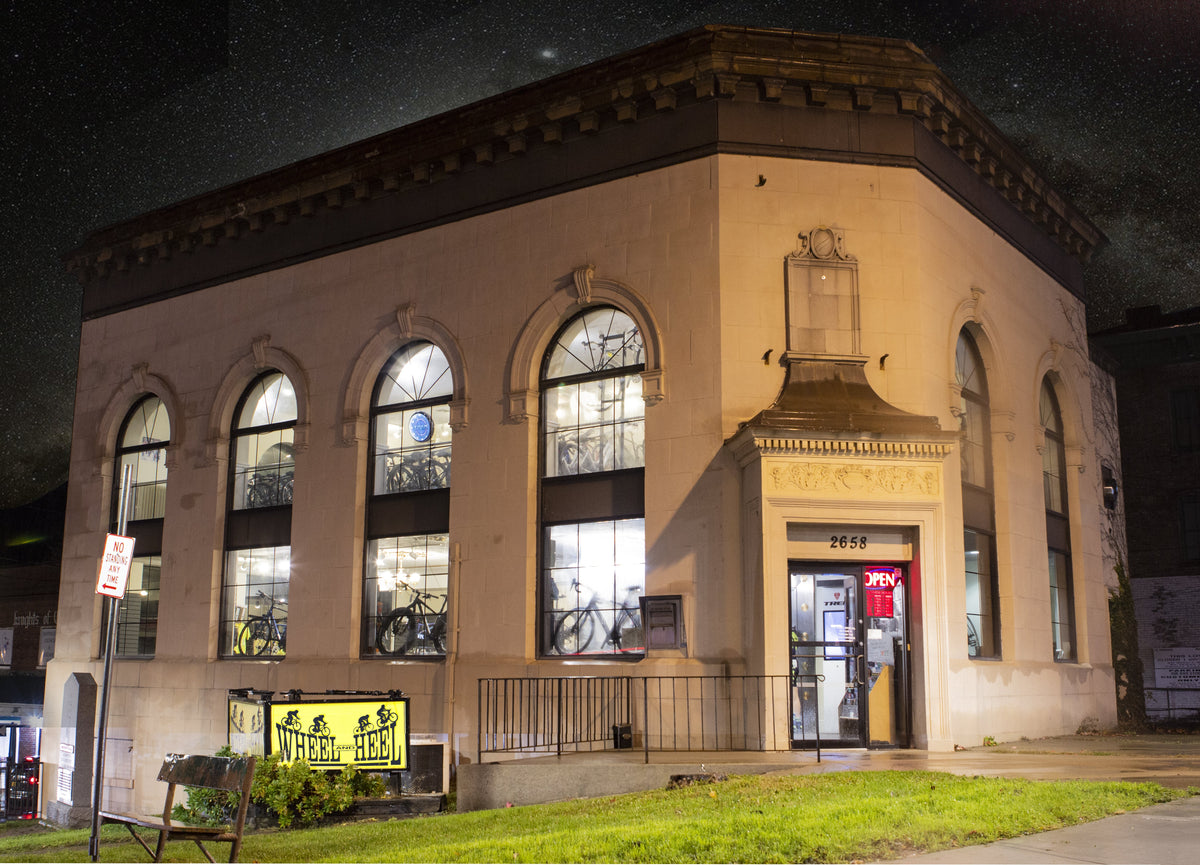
<box><xmin>3</xmin><ymin>0</ymin><xmax>1199</xmax><ymax>508</ymax></box>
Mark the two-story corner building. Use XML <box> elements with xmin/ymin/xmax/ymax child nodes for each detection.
<box><xmin>47</xmin><ymin>25</ymin><xmax>1116</xmax><ymax>814</ymax></box>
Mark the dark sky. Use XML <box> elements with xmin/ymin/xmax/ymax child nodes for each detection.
<box><xmin>3</xmin><ymin>0</ymin><xmax>1199</xmax><ymax>508</ymax></box>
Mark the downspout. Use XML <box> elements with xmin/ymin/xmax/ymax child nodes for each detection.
<box><xmin>444</xmin><ymin>541</ymin><xmax>462</xmax><ymax>773</ymax></box>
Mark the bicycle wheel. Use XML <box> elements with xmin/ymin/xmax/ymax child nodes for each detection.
<box><xmin>553</xmin><ymin>609</ymin><xmax>597</xmax><ymax>655</ymax></box>
<box><xmin>430</xmin><ymin>615</ymin><xmax>447</xmax><ymax>654</ymax></box>
<box><xmin>237</xmin><ymin>618</ymin><xmax>274</xmax><ymax>656</ymax></box>
<box><xmin>375</xmin><ymin>607</ymin><xmax>418</xmax><ymax>655</ymax></box>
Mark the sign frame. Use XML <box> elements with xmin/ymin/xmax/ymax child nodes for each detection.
<box><xmin>96</xmin><ymin>533</ymin><xmax>136</xmax><ymax>599</ymax></box>
<box><xmin>228</xmin><ymin>693</ymin><xmax>411</xmax><ymax>772</ymax></box>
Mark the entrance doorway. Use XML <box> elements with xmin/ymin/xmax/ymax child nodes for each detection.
<box><xmin>789</xmin><ymin>563</ymin><xmax>910</xmax><ymax>748</ymax></box>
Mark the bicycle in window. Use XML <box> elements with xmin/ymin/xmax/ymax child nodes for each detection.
<box><xmin>245</xmin><ymin>468</ymin><xmax>294</xmax><ymax>507</ymax></box>
<box><xmin>551</xmin><ymin>582</ymin><xmax>643</xmax><ymax>655</ymax></box>
<box><xmin>235</xmin><ymin>591</ymin><xmax>287</xmax><ymax>656</ymax></box>
<box><xmin>384</xmin><ymin>448</ymin><xmax>451</xmax><ymax>493</ymax></box>
<box><xmin>374</xmin><ymin>586</ymin><xmax>447</xmax><ymax>656</ymax></box>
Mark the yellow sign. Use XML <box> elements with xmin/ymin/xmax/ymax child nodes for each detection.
<box><xmin>270</xmin><ymin>700</ymin><xmax>409</xmax><ymax>770</ymax></box>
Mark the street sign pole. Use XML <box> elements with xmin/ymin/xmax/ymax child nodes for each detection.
<box><xmin>89</xmin><ymin>464</ymin><xmax>133</xmax><ymax>862</ymax></box>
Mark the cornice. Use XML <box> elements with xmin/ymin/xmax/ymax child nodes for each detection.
<box><xmin>63</xmin><ymin>24</ymin><xmax>1104</xmax><ymax>296</ymax></box>
<box><xmin>727</xmin><ymin>425</ymin><xmax>955</xmax><ymax>469</ymax></box>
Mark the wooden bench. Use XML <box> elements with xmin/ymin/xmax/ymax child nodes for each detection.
<box><xmin>100</xmin><ymin>753</ymin><xmax>257</xmax><ymax>863</ymax></box>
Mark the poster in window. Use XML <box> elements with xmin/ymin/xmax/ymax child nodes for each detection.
<box><xmin>0</xmin><ymin>628</ymin><xmax>11</xmax><ymax>666</ymax></box>
<box><xmin>823</xmin><ymin>610</ymin><xmax>847</xmax><ymax>658</ymax></box>
<box><xmin>38</xmin><ymin>627</ymin><xmax>56</xmax><ymax>667</ymax></box>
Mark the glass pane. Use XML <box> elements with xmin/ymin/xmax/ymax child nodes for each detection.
<box><xmin>222</xmin><ymin>546</ymin><xmax>290</xmax><ymax>657</ymax></box>
<box><xmin>113</xmin><ymin>556</ymin><xmax>160</xmax><ymax>656</ymax></box>
<box><xmin>121</xmin><ymin>396</ymin><xmax>170</xmax><ymax>446</ymax></box>
<box><xmin>542</xmin><ymin>519</ymin><xmax>644</xmax><ymax>656</ymax></box>
<box><xmin>233</xmin><ymin>428</ymin><xmax>295</xmax><ymax>509</ymax></box>
<box><xmin>375</xmin><ymin>343</ymin><xmax>453</xmax><ymax>407</ymax></box>
<box><xmin>789</xmin><ymin>570</ymin><xmax>857</xmax><ymax>743</ymax></box>
<box><xmin>964</xmin><ymin>530</ymin><xmax>998</xmax><ymax>658</ymax></box>
<box><xmin>237</xmin><ymin>373</ymin><xmax>298</xmax><ymax>428</ymax></box>
<box><xmin>117</xmin><ymin>396</ymin><xmax>170</xmax><ymax>522</ymax></box>
<box><xmin>118</xmin><ymin>449</ymin><xmax>168</xmax><ymax>521</ymax></box>
<box><xmin>955</xmin><ymin>332</ymin><xmax>986</xmax><ymax>398</ymax></box>
<box><xmin>1049</xmin><ymin>550</ymin><xmax>1075</xmax><ymax>660</ymax></box>
<box><xmin>543</xmin><ymin>373</ymin><xmax>645</xmax><ymax>478</ymax></box>
<box><xmin>544</xmin><ymin>308</ymin><xmax>643</xmax><ymax>380</ymax></box>
<box><xmin>364</xmin><ymin>535</ymin><xmax>449</xmax><ymax>657</ymax></box>
<box><xmin>958</xmin><ymin>397</ymin><xmax>988</xmax><ymax>489</ymax></box>
<box><xmin>373</xmin><ymin>407</ymin><xmax>451</xmax><ymax>494</ymax></box>
<box><xmin>1039</xmin><ymin>381</ymin><xmax>1062</xmax><ymax>434</ymax></box>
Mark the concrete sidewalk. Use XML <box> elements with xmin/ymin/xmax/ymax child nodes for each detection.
<box><xmin>893</xmin><ymin>794</ymin><xmax>1200</xmax><ymax>865</ymax></box>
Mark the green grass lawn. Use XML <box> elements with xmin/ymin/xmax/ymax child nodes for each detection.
<box><xmin>1</xmin><ymin>771</ymin><xmax>1190</xmax><ymax>863</ymax></box>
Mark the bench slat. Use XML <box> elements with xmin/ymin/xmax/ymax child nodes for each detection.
<box><xmin>100</xmin><ymin>811</ymin><xmax>227</xmax><ymax>836</ymax></box>
<box><xmin>158</xmin><ymin>753</ymin><xmax>256</xmax><ymax>790</ymax></box>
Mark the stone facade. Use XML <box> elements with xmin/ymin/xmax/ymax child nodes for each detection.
<box><xmin>48</xmin><ymin>26</ymin><xmax>1117</xmax><ymax>815</ymax></box>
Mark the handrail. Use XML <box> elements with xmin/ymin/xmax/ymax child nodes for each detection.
<box><xmin>479</xmin><ymin>674</ymin><xmax>827</xmax><ymax>763</ymax></box>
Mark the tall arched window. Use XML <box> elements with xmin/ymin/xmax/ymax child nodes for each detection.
<box><xmin>1041</xmin><ymin>379</ymin><xmax>1075</xmax><ymax>661</ymax></box>
<box><xmin>107</xmin><ymin>395</ymin><xmax>169</xmax><ymax>656</ymax></box>
<box><xmin>365</xmin><ymin>343</ymin><xmax>452</xmax><ymax>657</ymax></box>
<box><xmin>222</xmin><ymin>372</ymin><xmax>296</xmax><ymax>657</ymax></box>
<box><xmin>540</xmin><ymin>307</ymin><xmax>646</xmax><ymax>657</ymax></box>
<box><xmin>956</xmin><ymin>330</ymin><xmax>1000</xmax><ymax>658</ymax></box>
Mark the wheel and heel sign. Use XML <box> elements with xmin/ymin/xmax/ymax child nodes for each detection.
<box><xmin>96</xmin><ymin>534</ymin><xmax>136</xmax><ymax>598</ymax></box>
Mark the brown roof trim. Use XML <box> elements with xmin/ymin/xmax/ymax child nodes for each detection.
<box><xmin>66</xmin><ymin>25</ymin><xmax>1105</xmax><ymax>317</ymax></box>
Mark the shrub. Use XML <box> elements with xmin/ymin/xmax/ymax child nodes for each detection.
<box><xmin>174</xmin><ymin>749</ymin><xmax>387</xmax><ymax>829</ymax></box>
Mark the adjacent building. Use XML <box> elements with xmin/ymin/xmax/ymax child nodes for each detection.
<box><xmin>1094</xmin><ymin>305</ymin><xmax>1200</xmax><ymax>722</ymax></box>
<box><xmin>48</xmin><ymin>26</ymin><xmax>1117</xmax><ymax>814</ymax></box>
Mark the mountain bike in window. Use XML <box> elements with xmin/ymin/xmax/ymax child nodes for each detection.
<box><xmin>245</xmin><ymin>468</ymin><xmax>294</xmax><ymax>507</ymax></box>
<box><xmin>552</xmin><ymin>583</ymin><xmax>643</xmax><ymax>655</ymax></box>
<box><xmin>235</xmin><ymin>591</ymin><xmax>287</xmax><ymax>656</ymax></box>
<box><xmin>384</xmin><ymin>448</ymin><xmax>451</xmax><ymax>493</ymax></box>
<box><xmin>374</xmin><ymin>586</ymin><xmax>447</xmax><ymax>656</ymax></box>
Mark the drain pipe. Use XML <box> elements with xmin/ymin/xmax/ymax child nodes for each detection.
<box><xmin>444</xmin><ymin>542</ymin><xmax>462</xmax><ymax>773</ymax></box>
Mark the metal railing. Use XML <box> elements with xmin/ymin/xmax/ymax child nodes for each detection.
<box><xmin>478</xmin><ymin>674</ymin><xmax>824</xmax><ymax>763</ymax></box>
<box><xmin>1144</xmin><ymin>687</ymin><xmax>1200</xmax><ymax>722</ymax></box>
<box><xmin>1</xmin><ymin>759</ymin><xmax>41</xmax><ymax>820</ymax></box>
<box><xmin>478</xmin><ymin>676</ymin><xmax>633</xmax><ymax>756</ymax></box>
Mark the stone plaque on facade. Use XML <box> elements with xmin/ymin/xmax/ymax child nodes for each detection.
<box><xmin>1153</xmin><ymin>647</ymin><xmax>1200</xmax><ymax>689</ymax></box>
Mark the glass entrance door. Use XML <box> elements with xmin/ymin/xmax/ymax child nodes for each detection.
<box><xmin>789</xmin><ymin>563</ymin><xmax>909</xmax><ymax>748</ymax></box>
<box><xmin>789</xmin><ymin>568</ymin><xmax>863</xmax><ymax>747</ymax></box>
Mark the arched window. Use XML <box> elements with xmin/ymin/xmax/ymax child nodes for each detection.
<box><xmin>1041</xmin><ymin>379</ymin><xmax>1075</xmax><ymax>661</ymax></box>
<box><xmin>540</xmin><ymin>307</ymin><xmax>646</xmax><ymax>657</ymax></box>
<box><xmin>222</xmin><ymin>372</ymin><xmax>296</xmax><ymax>657</ymax></box>
<box><xmin>956</xmin><ymin>330</ymin><xmax>999</xmax><ymax>659</ymax></box>
<box><xmin>107</xmin><ymin>395</ymin><xmax>169</xmax><ymax>656</ymax></box>
<box><xmin>364</xmin><ymin>343</ymin><xmax>452</xmax><ymax>657</ymax></box>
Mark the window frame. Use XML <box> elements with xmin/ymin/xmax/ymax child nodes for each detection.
<box><xmin>538</xmin><ymin>307</ymin><xmax>647</xmax><ymax>659</ymax></box>
<box><xmin>105</xmin><ymin>395</ymin><xmax>170</xmax><ymax>658</ymax></box>
<box><xmin>956</xmin><ymin>330</ymin><xmax>1001</xmax><ymax>660</ymax></box>
<box><xmin>1040</xmin><ymin>379</ymin><xmax>1076</xmax><ymax>662</ymax></box>
<box><xmin>221</xmin><ymin>371</ymin><xmax>297</xmax><ymax>659</ymax></box>
<box><xmin>362</xmin><ymin>342</ymin><xmax>454</xmax><ymax>659</ymax></box>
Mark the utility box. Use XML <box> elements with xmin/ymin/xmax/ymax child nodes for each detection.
<box><xmin>612</xmin><ymin>723</ymin><xmax>633</xmax><ymax>749</ymax></box>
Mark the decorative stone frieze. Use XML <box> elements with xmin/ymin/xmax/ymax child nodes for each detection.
<box><xmin>767</xmin><ymin>460</ymin><xmax>941</xmax><ymax>497</ymax></box>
